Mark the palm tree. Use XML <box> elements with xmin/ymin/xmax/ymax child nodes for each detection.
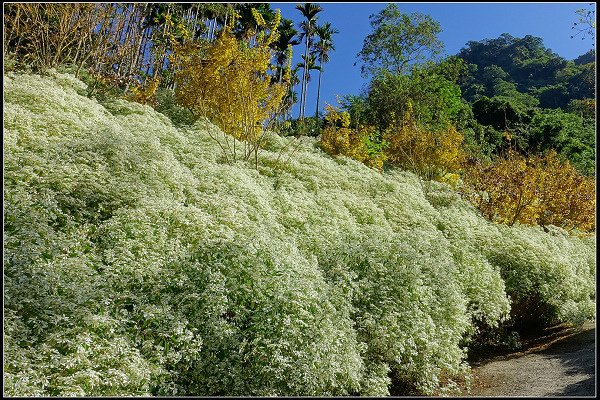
<box><xmin>297</xmin><ymin>19</ymin><xmax>319</xmax><ymax>119</ymax></box>
<box><xmin>272</xmin><ymin>18</ymin><xmax>300</xmax><ymax>83</ymax></box>
<box><xmin>296</xmin><ymin>53</ymin><xmax>321</xmax><ymax>119</ymax></box>
<box><xmin>296</xmin><ymin>3</ymin><xmax>322</xmax><ymax>120</ymax></box>
<box><xmin>312</xmin><ymin>21</ymin><xmax>338</xmax><ymax>119</ymax></box>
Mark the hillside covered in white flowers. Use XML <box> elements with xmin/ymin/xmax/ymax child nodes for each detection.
<box><xmin>3</xmin><ymin>71</ymin><xmax>596</xmax><ymax>396</ymax></box>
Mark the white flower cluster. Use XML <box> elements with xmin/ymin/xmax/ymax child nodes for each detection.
<box><xmin>3</xmin><ymin>72</ymin><xmax>595</xmax><ymax>396</ymax></box>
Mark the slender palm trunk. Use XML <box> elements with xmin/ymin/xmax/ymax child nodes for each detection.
<box><xmin>315</xmin><ymin>52</ymin><xmax>324</xmax><ymax>119</ymax></box>
<box><xmin>300</xmin><ymin>28</ymin><xmax>309</xmax><ymax>120</ymax></box>
<box><xmin>303</xmin><ymin>70</ymin><xmax>311</xmax><ymax>119</ymax></box>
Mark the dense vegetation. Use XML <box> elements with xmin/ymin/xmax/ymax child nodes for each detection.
<box><xmin>455</xmin><ymin>34</ymin><xmax>596</xmax><ymax>175</ymax></box>
<box><xmin>3</xmin><ymin>2</ymin><xmax>596</xmax><ymax>397</ymax></box>
<box><xmin>4</xmin><ymin>70</ymin><xmax>595</xmax><ymax>396</ymax></box>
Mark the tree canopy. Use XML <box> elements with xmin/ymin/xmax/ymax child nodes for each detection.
<box><xmin>356</xmin><ymin>3</ymin><xmax>444</xmax><ymax>77</ymax></box>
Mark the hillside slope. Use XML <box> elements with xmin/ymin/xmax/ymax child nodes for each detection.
<box><xmin>3</xmin><ymin>71</ymin><xmax>595</xmax><ymax>396</ymax></box>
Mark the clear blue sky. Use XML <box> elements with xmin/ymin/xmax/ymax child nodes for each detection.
<box><xmin>268</xmin><ymin>2</ymin><xmax>596</xmax><ymax>119</ymax></box>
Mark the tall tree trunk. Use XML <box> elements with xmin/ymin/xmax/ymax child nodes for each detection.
<box><xmin>111</xmin><ymin>4</ymin><xmax>127</xmax><ymax>74</ymax></box>
<box><xmin>157</xmin><ymin>5</ymin><xmax>172</xmax><ymax>79</ymax></box>
<box><xmin>315</xmin><ymin>52</ymin><xmax>323</xmax><ymax>119</ymax></box>
<box><xmin>117</xmin><ymin>4</ymin><xmax>135</xmax><ymax>76</ymax></box>
<box><xmin>303</xmin><ymin>73</ymin><xmax>310</xmax><ymax>119</ymax></box>
<box><xmin>144</xmin><ymin>27</ymin><xmax>154</xmax><ymax>76</ymax></box>
<box><xmin>300</xmin><ymin>28</ymin><xmax>309</xmax><ymax>120</ymax></box>
<box><xmin>211</xmin><ymin>18</ymin><xmax>217</xmax><ymax>41</ymax></box>
<box><xmin>130</xmin><ymin>4</ymin><xmax>148</xmax><ymax>76</ymax></box>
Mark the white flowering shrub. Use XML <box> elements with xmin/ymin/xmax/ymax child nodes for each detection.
<box><xmin>424</xmin><ymin>180</ymin><xmax>595</xmax><ymax>327</ymax></box>
<box><xmin>3</xmin><ymin>72</ymin><xmax>595</xmax><ymax>396</ymax></box>
<box><xmin>482</xmin><ymin>224</ymin><xmax>596</xmax><ymax>326</ymax></box>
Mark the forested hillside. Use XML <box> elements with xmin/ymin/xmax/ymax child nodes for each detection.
<box><xmin>3</xmin><ymin>3</ymin><xmax>596</xmax><ymax>397</ymax></box>
<box><xmin>456</xmin><ymin>34</ymin><xmax>596</xmax><ymax>175</ymax></box>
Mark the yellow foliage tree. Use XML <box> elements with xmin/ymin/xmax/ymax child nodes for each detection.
<box><xmin>463</xmin><ymin>149</ymin><xmax>595</xmax><ymax>232</ymax></box>
<box><xmin>172</xmin><ymin>9</ymin><xmax>289</xmax><ymax>166</ymax></box>
<box><xmin>126</xmin><ymin>77</ymin><xmax>161</xmax><ymax>106</ymax></box>
<box><xmin>320</xmin><ymin>104</ymin><xmax>387</xmax><ymax>171</ymax></box>
<box><xmin>383</xmin><ymin>102</ymin><xmax>465</xmax><ymax>181</ymax></box>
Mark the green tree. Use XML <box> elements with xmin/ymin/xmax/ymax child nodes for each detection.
<box><xmin>457</xmin><ymin>34</ymin><xmax>571</xmax><ymax>104</ymax></box>
<box><xmin>534</xmin><ymin>84</ymin><xmax>570</xmax><ymax>109</ymax></box>
<box><xmin>566</xmin><ymin>62</ymin><xmax>595</xmax><ymax>100</ymax></box>
<box><xmin>471</xmin><ymin>95</ymin><xmax>537</xmax><ymax>152</ymax></box>
<box><xmin>356</xmin><ymin>3</ymin><xmax>444</xmax><ymax>77</ymax></box>
<box><xmin>339</xmin><ymin>94</ymin><xmax>370</xmax><ymax>128</ymax></box>
<box><xmin>296</xmin><ymin>3</ymin><xmax>323</xmax><ymax>120</ymax></box>
<box><xmin>481</xmin><ymin>65</ymin><xmax>510</xmax><ymax>91</ymax></box>
<box><xmin>272</xmin><ymin>18</ymin><xmax>300</xmax><ymax>83</ymax></box>
<box><xmin>365</xmin><ymin>63</ymin><xmax>467</xmax><ymax>132</ymax></box>
<box><xmin>567</xmin><ymin>98</ymin><xmax>595</xmax><ymax>119</ymax></box>
<box><xmin>574</xmin><ymin>49</ymin><xmax>595</xmax><ymax>65</ymax></box>
<box><xmin>312</xmin><ymin>21</ymin><xmax>338</xmax><ymax>118</ymax></box>
<box><xmin>528</xmin><ymin>109</ymin><xmax>595</xmax><ymax>175</ymax></box>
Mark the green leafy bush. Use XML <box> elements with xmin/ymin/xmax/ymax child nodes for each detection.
<box><xmin>3</xmin><ymin>72</ymin><xmax>595</xmax><ymax>396</ymax></box>
<box><xmin>154</xmin><ymin>88</ymin><xmax>197</xmax><ymax>128</ymax></box>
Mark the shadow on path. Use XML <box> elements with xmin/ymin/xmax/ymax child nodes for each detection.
<box><xmin>463</xmin><ymin>321</ymin><xmax>595</xmax><ymax>397</ymax></box>
<box><xmin>540</xmin><ymin>326</ymin><xmax>596</xmax><ymax>396</ymax></box>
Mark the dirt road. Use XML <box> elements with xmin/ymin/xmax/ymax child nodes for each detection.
<box><xmin>462</xmin><ymin>321</ymin><xmax>596</xmax><ymax>397</ymax></box>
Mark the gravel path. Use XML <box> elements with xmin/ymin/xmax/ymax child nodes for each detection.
<box><xmin>463</xmin><ymin>321</ymin><xmax>596</xmax><ymax>397</ymax></box>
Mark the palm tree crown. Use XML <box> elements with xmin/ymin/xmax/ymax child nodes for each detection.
<box><xmin>273</xmin><ymin>18</ymin><xmax>300</xmax><ymax>78</ymax></box>
<box><xmin>312</xmin><ymin>21</ymin><xmax>338</xmax><ymax>118</ymax></box>
<box><xmin>312</xmin><ymin>22</ymin><xmax>337</xmax><ymax>64</ymax></box>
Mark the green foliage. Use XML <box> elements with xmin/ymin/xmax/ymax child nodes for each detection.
<box><xmin>154</xmin><ymin>88</ymin><xmax>197</xmax><ymax>127</ymax></box>
<box><xmin>456</xmin><ymin>34</ymin><xmax>595</xmax><ymax>173</ymax></box>
<box><xmin>471</xmin><ymin>95</ymin><xmax>535</xmax><ymax>130</ymax></box>
<box><xmin>280</xmin><ymin>116</ymin><xmax>323</xmax><ymax>137</ymax></box>
<box><xmin>533</xmin><ymin>83</ymin><xmax>570</xmax><ymax>109</ymax></box>
<box><xmin>564</xmin><ymin>61</ymin><xmax>595</xmax><ymax>100</ymax></box>
<box><xmin>567</xmin><ymin>98</ymin><xmax>595</xmax><ymax>120</ymax></box>
<box><xmin>471</xmin><ymin>95</ymin><xmax>537</xmax><ymax>152</ymax></box>
<box><xmin>357</xmin><ymin>3</ymin><xmax>444</xmax><ymax>77</ymax></box>
<box><xmin>573</xmin><ymin>49</ymin><xmax>595</xmax><ymax>65</ymax></box>
<box><xmin>364</xmin><ymin>64</ymin><xmax>471</xmax><ymax>133</ymax></box>
<box><xmin>457</xmin><ymin>33</ymin><xmax>594</xmax><ymax>108</ymax></box>
<box><xmin>491</xmin><ymin>83</ymin><xmax>540</xmax><ymax>109</ymax></box>
<box><xmin>3</xmin><ymin>72</ymin><xmax>595</xmax><ymax>396</ymax></box>
<box><xmin>527</xmin><ymin>109</ymin><xmax>595</xmax><ymax>175</ymax></box>
<box><xmin>338</xmin><ymin>94</ymin><xmax>370</xmax><ymax>128</ymax></box>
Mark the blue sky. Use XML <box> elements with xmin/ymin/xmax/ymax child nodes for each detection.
<box><xmin>268</xmin><ymin>2</ymin><xmax>597</xmax><ymax>119</ymax></box>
